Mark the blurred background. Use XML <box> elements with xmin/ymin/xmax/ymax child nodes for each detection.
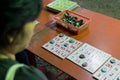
<box><xmin>73</xmin><ymin>0</ymin><xmax>120</xmax><ymax>19</ymax></box>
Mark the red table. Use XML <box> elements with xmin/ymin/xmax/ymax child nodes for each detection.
<box><xmin>27</xmin><ymin>0</ymin><xmax>120</xmax><ymax>79</ymax></box>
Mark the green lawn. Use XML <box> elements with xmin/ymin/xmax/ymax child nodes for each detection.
<box><xmin>73</xmin><ymin>0</ymin><xmax>120</xmax><ymax>19</ymax></box>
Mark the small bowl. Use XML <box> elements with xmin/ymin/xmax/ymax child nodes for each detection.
<box><xmin>54</xmin><ymin>10</ymin><xmax>91</xmax><ymax>34</ymax></box>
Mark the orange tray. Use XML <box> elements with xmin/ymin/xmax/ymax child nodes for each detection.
<box><xmin>54</xmin><ymin>10</ymin><xmax>91</xmax><ymax>34</ymax></box>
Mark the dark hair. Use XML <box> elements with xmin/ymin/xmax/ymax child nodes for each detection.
<box><xmin>0</xmin><ymin>0</ymin><xmax>42</xmax><ymax>47</ymax></box>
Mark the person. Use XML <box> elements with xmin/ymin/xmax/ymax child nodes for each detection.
<box><xmin>0</xmin><ymin>0</ymin><xmax>55</xmax><ymax>80</ymax></box>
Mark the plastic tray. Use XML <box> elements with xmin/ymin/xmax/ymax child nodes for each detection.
<box><xmin>54</xmin><ymin>10</ymin><xmax>91</xmax><ymax>34</ymax></box>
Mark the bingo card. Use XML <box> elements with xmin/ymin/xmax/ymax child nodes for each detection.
<box><xmin>67</xmin><ymin>43</ymin><xmax>111</xmax><ymax>73</ymax></box>
<box><xmin>42</xmin><ymin>33</ymin><xmax>83</xmax><ymax>59</ymax></box>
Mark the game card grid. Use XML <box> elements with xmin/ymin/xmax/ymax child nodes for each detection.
<box><xmin>46</xmin><ymin>0</ymin><xmax>78</xmax><ymax>12</ymax></box>
<box><xmin>93</xmin><ymin>57</ymin><xmax>120</xmax><ymax>80</ymax></box>
<box><xmin>67</xmin><ymin>43</ymin><xmax>111</xmax><ymax>73</ymax></box>
<box><xmin>42</xmin><ymin>33</ymin><xmax>83</xmax><ymax>59</ymax></box>
<box><xmin>42</xmin><ymin>33</ymin><xmax>120</xmax><ymax>80</ymax></box>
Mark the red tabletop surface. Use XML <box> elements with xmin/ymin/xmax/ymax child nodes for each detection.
<box><xmin>27</xmin><ymin>0</ymin><xmax>120</xmax><ymax>79</ymax></box>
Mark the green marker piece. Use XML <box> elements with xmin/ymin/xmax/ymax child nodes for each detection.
<box><xmin>69</xmin><ymin>39</ymin><xmax>75</xmax><ymax>43</ymax></box>
<box><xmin>79</xmin><ymin>19</ymin><xmax>84</xmax><ymax>25</ymax></box>
<box><xmin>64</xmin><ymin>12</ymin><xmax>69</xmax><ymax>18</ymax></box>
<box><xmin>110</xmin><ymin>59</ymin><xmax>116</xmax><ymax>64</ymax></box>
<box><xmin>61</xmin><ymin>18</ymin><xmax>66</xmax><ymax>22</ymax></box>
<box><xmin>75</xmin><ymin>21</ymin><xmax>80</xmax><ymax>27</ymax></box>
<box><xmin>101</xmin><ymin>67</ymin><xmax>107</xmax><ymax>73</ymax></box>
<box><xmin>72</xmin><ymin>16</ymin><xmax>77</xmax><ymax>21</ymax></box>
<box><xmin>62</xmin><ymin>12</ymin><xmax>84</xmax><ymax>28</ymax></box>
<box><xmin>117</xmin><ymin>76</ymin><xmax>120</xmax><ymax>80</ymax></box>
<box><xmin>49</xmin><ymin>40</ymin><xmax>55</xmax><ymax>44</ymax></box>
<box><xmin>64</xmin><ymin>43</ymin><xmax>69</xmax><ymax>47</ymax></box>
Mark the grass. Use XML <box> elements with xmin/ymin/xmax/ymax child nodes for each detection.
<box><xmin>73</xmin><ymin>0</ymin><xmax>120</xmax><ymax>19</ymax></box>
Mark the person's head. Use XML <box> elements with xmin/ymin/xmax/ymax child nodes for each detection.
<box><xmin>0</xmin><ymin>0</ymin><xmax>42</xmax><ymax>54</ymax></box>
